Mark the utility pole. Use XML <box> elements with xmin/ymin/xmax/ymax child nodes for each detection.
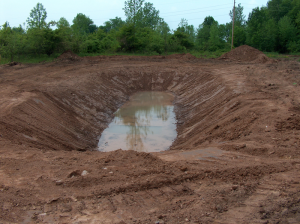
<box><xmin>231</xmin><ymin>0</ymin><xmax>235</xmax><ymax>50</ymax></box>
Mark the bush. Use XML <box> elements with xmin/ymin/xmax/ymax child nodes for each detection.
<box><xmin>287</xmin><ymin>41</ymin><xmax>300</xmax><ymax>53</ymax></box>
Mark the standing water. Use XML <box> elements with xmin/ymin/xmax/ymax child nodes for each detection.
<box><xmin>97</xmin><ymin>91</ymin><xmax>177</xmax><ymax>152</ymax></box>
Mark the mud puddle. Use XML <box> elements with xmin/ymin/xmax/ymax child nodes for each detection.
<box><xmin>98</xmin><ymin>91</ymin><xmax>177</xmax><ymax>152</ymax></box>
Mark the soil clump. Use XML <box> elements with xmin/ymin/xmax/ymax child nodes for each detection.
<box><xmin>57</xmin><ymin>50</ymin><xmax>82</xmax><ymax>62</ymax></box>
<box><xmin>219</xmin><ymin>45</ymin><xmax>271</xmax><ymax>63</ymax></box>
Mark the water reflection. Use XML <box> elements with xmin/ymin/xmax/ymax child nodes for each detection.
<box><xmin>98</xmin><ymin>91</ymin><xmax>177</xmax><ymax>152</ymax></box>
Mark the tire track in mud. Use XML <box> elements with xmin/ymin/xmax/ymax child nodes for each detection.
<box><xmin>16</xmin><ymin>160</ymin><xmax>295</xmax><ymax>224</ymax></box>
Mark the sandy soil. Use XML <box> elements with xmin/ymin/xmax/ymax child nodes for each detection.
<box><xmin>0</xmin><ymin>46</ymin><xmax>300</xmax><ymax>223</ymax></box>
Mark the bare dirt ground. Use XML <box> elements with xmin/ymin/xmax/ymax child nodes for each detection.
<box><xmin>0</xmin><ymin>46</ymin><xmax>300</xmax><ymax>223</ymax></box>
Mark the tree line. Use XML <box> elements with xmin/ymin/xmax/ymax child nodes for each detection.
<box><xmin>0</xmin><ymin>0</ymin><xmax>300</xmax><ymax>62</ymax></box>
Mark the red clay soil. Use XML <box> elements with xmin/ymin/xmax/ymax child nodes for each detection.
<box><xmin>0</xmin><ymin>49</ymin><xmax>300</xmax><ymax>223</ymax></box>
<box><xmin>219</xmin><ymin>45</ymin><xmax>271</xmax><ymax>63</ymax></box>
<box><xmin>57</xmin><ymin>50</ymin><xmax>82</xmax><ymax>62</ymax></box>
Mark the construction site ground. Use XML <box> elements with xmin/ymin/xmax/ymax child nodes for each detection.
<box><xmin>0</xmin><ymin>46</ymin><xmax>300</xmax><ymax>223</ymax></box>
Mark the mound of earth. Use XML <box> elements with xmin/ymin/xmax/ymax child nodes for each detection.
<box><xmin>57</xmin><ymin>50</ymin><xmax>82</xmax><ymax>61</ymax></box>
<box><xmin>219</xmin><ymin>45</ymin><xmax>270</xmax><ymax>63</ymax></box>
<box><xmin>182</xmin><ymin>53</ymin><xmax>197</xmax><ymax>60</ymax></box>
<box><xmin>8</xmin><ymin>61</ymin><xmax>19</xmax><ymax>66</ymax></box>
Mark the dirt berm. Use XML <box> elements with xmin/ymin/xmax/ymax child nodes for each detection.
<box><xmin>219</xmin><ymin>45</ymin><xmax>273</xmax><ymax>63</ymax></box>
<box><xmin>0</xmin><ymin>47</ymin><xmax>300</xmax><ymax>223</ymax></box>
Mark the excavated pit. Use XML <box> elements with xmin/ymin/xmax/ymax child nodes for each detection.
<box><xmin>0</xmin><ymin>67</ymin><xmax>232</xmax><ymax>152</ymax></box>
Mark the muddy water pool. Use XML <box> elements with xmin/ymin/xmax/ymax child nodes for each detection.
<box><xmin>97</xmin><ymin>91</ymin><xmax>177</xmax><ymax>152</ymax></box>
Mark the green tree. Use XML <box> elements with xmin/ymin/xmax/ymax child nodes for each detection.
<box><xmin>246</xmin><ymin>7</ymin><xmax>268</xmax><ymax>49</ymax></box>
<box><xmin>208</xmin><ymin>22</ymin><xmax>221</xmax><ymax>51</ymax></box>
<box><xmin>296</xmin><ymin>11</ymin><xmax>300</xmax><ymax>28</ymax></box>
<box><xmin>230</xmin><ymin>3</ymin><xmax>246</xmax><ymax>27</ymax></box>
<box><xmin>196</xmin><ymin>16</ymin><xmax>216</xmax><ymax>50</ymax></box>
<box><xmin>0</xmin><ymin>22</ymin><xmax>22</xmax><ymax>62</ymax></box>
<box><xmin>55</xmin><ymin>18</ymin><xmax>72</xmax><ymax>52</ymax></box>
<box><xmin>177</xmin><ymin>18</ymin><xmax>195</xmax><ymax>43</ymax></box>
<box><xmin>12</xmin><ymin>25</ymin><xmax>25</xmax><ymax>34</ymax></box>
<box><xmin>136</xmin><ymin>27</ymin><xmax>163</xmax><ymax>54</ymax></box>
<box><xmin>24</xmin><ymin>28</ymin><xmax>45</xmax><ymax>55</ymax></box>
<box><xmin>267</xmin><ymin>0</ymin><xmax>293</xmax><ymax>22</ymax></box>
<box><xmin>261</xmin><ymin>19</ymin><xmax>278</xmax><ymax>52</ymax></box>
<box><xmin>121</xmin><ymin>0</ymin><xmax>162</xmax><ymax>53</ymax></box>
<box><xmin>288</xmin><ymin>0</ymin><xmax>300</xmax><ymax>21</ymax></box>
<box><xmin>70</xmin><ymin>13</ymin><xmax>97</xmax><ymax>53</ymax></box>
<box><xmin>123</xmin><ymin>0</ymin><xmax>144</xmax><ymax>26</ymax></box>
<box><xmin>203</xmin><ymin>16</ymin><xmax>216</xmax><ymax>27</ymax></box>
<box><xmin>233</xmin><ymin>26</ymin><xmax>246</xmax><ymax>47</ymax></box>
<box><xmin>156</xmin><ymin>20</ymin><xmax>170</xmax><ymax>54</ymax></box>
<box><xmin>172</xmin><ymin>30</ymin><xmax>194</xmax><ymax>51</ymax></box>
<box><xmin>117</xmin><ymin>24</ymin><xmax>140</xmax><ymax>51</ymax></box>
<box><xmin>72</xmin><ymin>13</ymin><xmax>97</xmax><ymax>35</ymax></box>
<box><xmin>81</xmin><ymin>33</ymin><xmax>100</xmax><ymax>53</ymax></box>
<box><xmin>278</xmin><ymin>15</ymin><xmax>297</xmax><ymax>52</ymax></box>
<box><xmin>57</xmin><ymin>17</ymin><xmax>70</xmax><ymax>29</ymax></box>
<box><xmin>99</xmin><ymin>31</ymin><xmax>121</xmax><ymax>53</ymax></box>
<box><xmin>26</xmin><ymin>3</ymin><xmax>47</xmax><ymax>29</ymax></box>
<box><xmin>123</xmin><ymin>0</ymin><xmax>161</xmax><ymax>29</ymax></box>
<box><xmin>228</xmin><ymin>3</ymin><xmax>246</xmax><ymax>48</ymax></box>
<box><xmin>138</xmin><ymin>2</ymin><xmax>160</xmax><ymax>29</ymax></box>
<box><xmin>100</xmin><ymin>17</ymin><xmax>125</xmax><ymax>33</ymax></box>
<box><xmin>218</xmin><ymin>23</ymin><xmax>230</xmax><ymax>43</ymax></box>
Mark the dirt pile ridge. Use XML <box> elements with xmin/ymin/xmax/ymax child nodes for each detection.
<box><xmin>0</xmin><ymin>55</ymin><xmax>300</xmax><ymax>223</ymax></box>
<box><xmin>57</xmin><ymin>50</ymin><xmax>82</xmax><ymax>62</ymax></box>
<box><xmin>219</xmin><ymin>45</ymin><xmax>271</xmax><ymax>63</ymax></box>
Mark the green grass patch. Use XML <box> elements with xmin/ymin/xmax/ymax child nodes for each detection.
<box><xmin>0</xmin><ymin>57</ymin><xmax>10</xmax><ymax>65</ymax></box>
<box><xmin>264</xmin><ymin>52</ymin><xmax>300</xmax><ymax>60</ymax></box>
<box><xmin>189</xmin><ymin>50</ymin><xmax>229</xmax><ymax>59</ymax></box>
<box><xmin>77</xmin><ymin>52</ymin><xmax>156</xmax><ymax>57</ymax></box>
<box><xmin>290</xmin><ymin>52</ymin><xmax>300</xmax><ymax>56</ymax></box>
<box><xmin>264</xmin><ymin>52</ymin><xmax>288</xmax><ymax>59</ymax></box>
<box><xmin>0</xmin><ymin>54</ymin><xmax>60</xmax><ymax>65</ymax></box>
<box><xmin>78</xmin><ymin>50</ymin><xmax>230</xmax><ymax>59</ymax></box>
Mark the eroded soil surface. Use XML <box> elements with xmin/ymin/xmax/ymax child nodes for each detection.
<box><xmin>0</xmin><ymin>48</ymin><xmax>300</xmax><ymax>223</ymax></box>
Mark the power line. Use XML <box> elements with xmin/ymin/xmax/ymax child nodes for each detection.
<box><xmin>46</xmin><ymin>3</ymin><xmax>233</xmax><ymax>17</ymax></box>
<box><xmin>160</xmin><ymin>3</ymin><xmax>233</xmax><ymax>15</ymax></box>
<box><xmin>155</xmin><ymin>0</ymin><xmax>216</xmax><ymax>6</ymax></box>
<box><xmin>162</xmin><ymin>7</ymin><xmax>232</xmax><ymax>18</ymax></box>
<box><xmin>167</xmin><ymin>13</ymin><xmax>230</xmax><ymax>23</ymax></box>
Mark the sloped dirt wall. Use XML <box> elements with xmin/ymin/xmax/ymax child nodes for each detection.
<box><xmin>0</xmin><ymin>65</ymin><xmax>234</xmax><ymax>152</ymax></box>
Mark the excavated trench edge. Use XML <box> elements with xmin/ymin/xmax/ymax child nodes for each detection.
<box><xmin>1</xmin><ymin>70</ymin><xmax>235</xmax><ymax>153</ymax></box>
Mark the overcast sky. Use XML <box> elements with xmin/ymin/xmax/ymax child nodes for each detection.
<box><xmin>1</xmin><ymin>0</ymin><xmax>269</xmax><ymax>30</ymax></box>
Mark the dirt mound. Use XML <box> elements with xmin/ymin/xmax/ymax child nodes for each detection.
<box><xmin>219</xmin><ymin>45</ymin><xmax>270</xmax><ymax>63</ymax></box>
<box><xmin>99</xmin><ymin>149</ymin><xmax>161</xmax><ymax>167</ymax></box>
<box><xmin>182</xmin><ymin>53</ymin><xmax>197</xmax><ymax>60</ymax></box>
<box><xmin>8</xmin><ymin>61</ymin><xmax>19</xmax><ymax>66</ymax></box>
<box><xmin>57</xmin><ymin>50</ymin><xmax>82</xmax><ymax>61</ymax></box>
